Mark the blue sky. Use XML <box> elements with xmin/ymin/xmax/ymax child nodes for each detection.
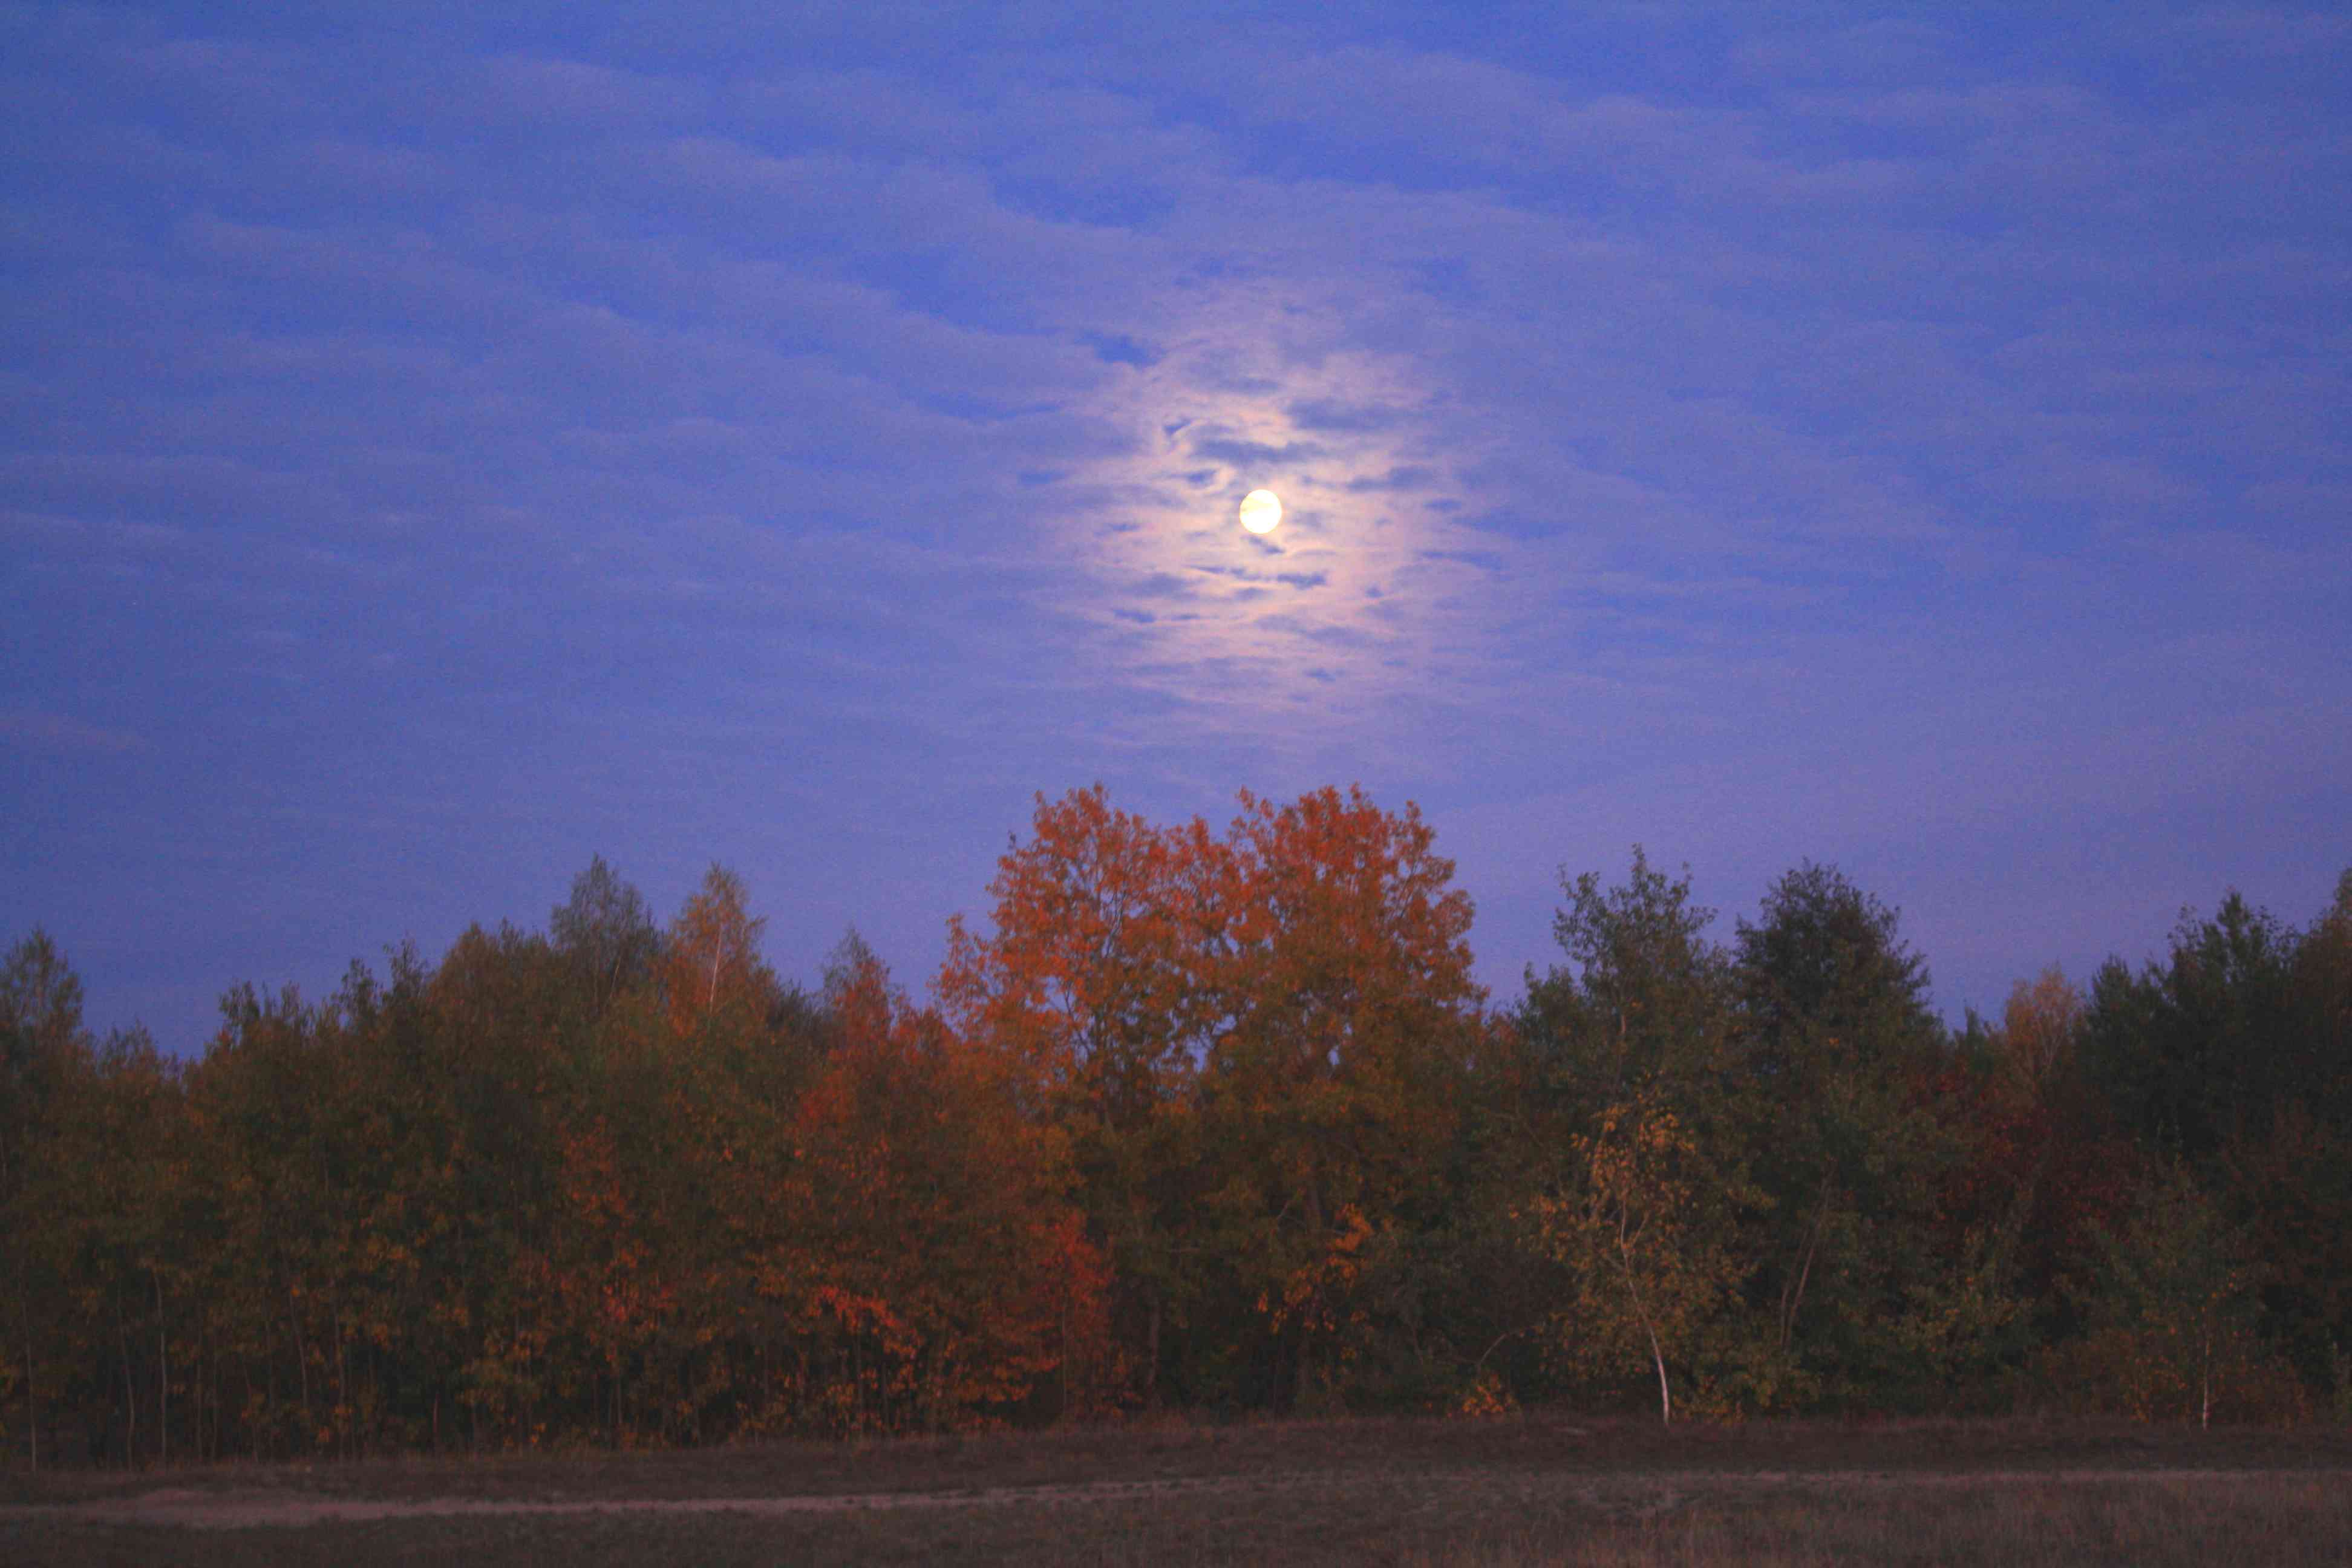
<box><xmin>6</xmin><ymin>3</ymin><xmax>2348</xmax><ymax>1049</ymax></box>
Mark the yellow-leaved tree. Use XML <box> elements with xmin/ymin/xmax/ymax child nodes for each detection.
<box><xmin>1527</xmin><ymin>1087</ymin><xmax>1744</xmax><ymax>1423</ymax></box>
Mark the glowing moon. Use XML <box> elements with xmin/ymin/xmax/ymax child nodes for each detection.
<box><xmin>1238</xmin><ymin>489</ymin><xmax>1283</xmax><ymax>535</ymax></box>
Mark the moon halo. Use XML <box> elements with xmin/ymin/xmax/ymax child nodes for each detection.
<box><xmin>1238</xmin><ymin>489</ymin><xmax>1283</xmax><ymax>535</ymax></box>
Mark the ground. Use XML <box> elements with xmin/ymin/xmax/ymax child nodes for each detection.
<box><xmin>2</xmin><ymin>1416</ymin><xmax>2347</xmax><ymax>1565</ymax></box>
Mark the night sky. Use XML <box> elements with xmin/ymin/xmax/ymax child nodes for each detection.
<box><xmin>7</xmin><ymin>4</ymin><xmax>2348</xmax><ymax>1051</ymax></box>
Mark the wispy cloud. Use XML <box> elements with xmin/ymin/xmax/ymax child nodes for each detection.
<box><xmin>0</xmin><ymin>711</ymin><xmax>145</xmax><ymax>756</ymax></box>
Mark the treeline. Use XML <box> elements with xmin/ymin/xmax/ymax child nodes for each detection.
<box><xmin>3</xmin><ymin>785</ymin><xmax>2348</xmax><ymax>1464</ymax></box>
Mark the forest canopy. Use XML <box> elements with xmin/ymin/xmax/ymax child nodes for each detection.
<box><xmin>4</xmin><ymin>786</ymin><xmax>2349</xmax><ymax>1464</ymax></box>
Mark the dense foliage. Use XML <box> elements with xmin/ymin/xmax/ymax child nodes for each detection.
<box><xmin>5</xmin><ymin>788</ymin><xmax>2348</xmax><ymax>1462</ymax></box>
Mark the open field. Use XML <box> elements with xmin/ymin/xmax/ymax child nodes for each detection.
<box><xmin>3</xmin><ymin>1417</ymin><xmax>2348</xmax><ymax>1566</ymax></box>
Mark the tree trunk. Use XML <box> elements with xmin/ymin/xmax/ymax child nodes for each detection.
<box><xmin>1144</xmin><ymin>1294</ymin><xmax>1162</xmax><ymax>1405</ymax></box>
<box><xmin>207</xmin><ymin>1316</ymin><xmax>220</xmax><ymax>1463</ymax></box>
<box><xmin>293</xmin><ymin>1310</ymin><xmax>312</xmax><ymax>1445</ymax></box>
<box><xmin>1648</xmin><ymin>1321</ymin><xmax>1672</xmax><ymax>1425</ymax></box>
<box><xmin>22</xmin><ymin>1324</ymin><xmax>34</xmax><ymax>1471</ymax></box>
<box><xmin>1617</xmin><ymin>1227</ymin><xmax>1670</xmax><ymax>1425</ymax></box>
<box><xmin>1780</xmin><ymin>1191</ymin><xmax>1831</xmax><ymax>1353</ymax></box>
<box><xmin>1057</xmin><ymin>1295</ymin><xmax>1071</xmax><ymax>1417</ymax></box>
<box><xmin>1295</xmin><ymin>1180</ymin><xmax>1325</xmax><ymax>1413</ymax></box>
<box><xmin>155</xmin><ymin>1270</ymin><xmax>167</xmax><ymax>1466</ymax></box>
<box><xmin>332</xmin><ymin>1304</ymin><xmax>348</xmax><ymax>1458</ymax></box>
<box><xmin>2200</xmin><ymin>1326</ymin><xmax>2213</xmax><ymax>1430</ymax></box>
<box><xmin>117</xmin><ymin>1299</ymin><xmax>136</xmax><ymax>1466</ymax></box>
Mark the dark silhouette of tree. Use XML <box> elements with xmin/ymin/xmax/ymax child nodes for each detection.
<box><xmin>2082</xmin><ymin>890</ymin><xmax>2299</xmax><ymax>1162</ymax></box>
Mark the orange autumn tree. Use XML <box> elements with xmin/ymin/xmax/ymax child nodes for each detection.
<box><xmin>940</xmin><ymin>784</ymin><xmax>1483</xmax><ymax>1410</ymax></box>
<box><xmin>1208</xmin><ymin>787</ymin><xmax>1483</xmax><ymax>1410</ymax></box>
<box><xmin>775</xmin><ymin>939</ymin><xmax>1109</xmax><ymax>1433</ymax></box>
<box><xmin>938</xmin><ymin>786</ymin><xmax>1225</xmax><ymax>1402</ymax></box>
<box><xmin>541</xmin><ymin>1116</ymin><xmax>671</xmax><ymax>1445</ymax></box>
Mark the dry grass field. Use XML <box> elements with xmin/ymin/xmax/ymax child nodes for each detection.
<box><xmin>3</xmin><ymin>1416</ymin><xmax>2348</xmax><ymax>1566</ymax></box>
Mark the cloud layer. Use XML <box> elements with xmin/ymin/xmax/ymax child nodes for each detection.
<box><xmin>4</xmin><ymin>4</ymin><xmax>2348</xmax><ymax>1044</ymax></box>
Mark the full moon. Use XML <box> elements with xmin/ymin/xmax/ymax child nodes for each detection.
<box><xmin>1238</xmin><ymin>489</ymin><xmax>1283</xmax><ymax>535</ymax></box>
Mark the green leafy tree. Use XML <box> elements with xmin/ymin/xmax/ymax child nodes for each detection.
<box><xmin>1730</xmin><ymin>863</ymin><xmax>1954</xmax><ymax>1405</ymax></box>
<box><xmin>0</xmin><ymin>930</ymin><xmax>94</xmax><ymax>1466</ymax></box>
<box><xmin>2082</xmin><ymin>890</ymin><xmax>2299</xmax><ymax>1161</ymax></box>
<box><xmin>48</xmin><ymin>1025</ymin><xmax>186</xmax><ymax>1464</ymax></box>
<box><xmin>1520</xmin><ymin>849</ymin><xmax>1731</xmax><ymax>1104</ymax></box>
<box><xmin>1516</xmin><ymin>852</ymin><xmax>1753</xmax><ymax>1419</ymax></box>
<box><xmin>550</xmin><ymin>857</ymin><xmax>661</xmax><ymax>1022</ymax></box>
<box><xmin>2077</xmin><ymin>1166</ymin><xmax>2263</xmax><ymax>1426</ymax></box>
<box><xmin>2220</xmin><ymin>1104</ymin><xmax>2352</xmax><ymax>1401</ymax></box>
